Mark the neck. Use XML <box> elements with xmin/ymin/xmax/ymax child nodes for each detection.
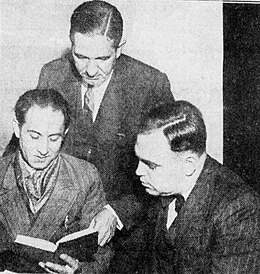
<box><xmin>18</xmin><ymin>151</ymin><xmax>37</xmax><ymax>174</ymax></box>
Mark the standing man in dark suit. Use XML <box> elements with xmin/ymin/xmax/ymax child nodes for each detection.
<box><xmin>36</xmin><ymin>1</ymin><xmax>174</xmax><ymax>272</ymax></box>
<box><xmin>135</xmin><ymin>101</ymin><xmax>260</xmax><ymax>273</ymax></box>
<box><xmin>0</xmin><ymin>89</ymin><xmax>113</xmax><ymax>273</ymax></box>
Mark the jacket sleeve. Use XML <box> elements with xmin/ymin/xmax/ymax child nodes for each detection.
<box><xmin>79</xmin><ymin>164</ymin><xmax>106</xmax><ymax>227</ymax></box>
<box><xmin>108</xmin><ymin>72</ymin><xmax>173</xmax><ymax>230</ymax></box>
<box><xmin>36</xmin><ymin>62</ymin><xmax>65</xmax><ymax>91</ymax></box>
<box><xmin>78</xmin><ymin>162</ymin><xmax>114</xmax><ymax>274</ymax></box>
<box><xmin>36</xmin><ymin>64</ymin><xmax>50</xmax><ymax>89</ymax></box>
<box><xmin>146</xmin><ymin>71</ymin><xmax>174</xmax><ymax>110</ymax></box>
<box><xmin>109</xmin><ymin>195</ymin><xmax>144</xmax><ymax>231</ymax></box>
<box><xmin>210</xmin><ymin>192</ymin><xmax>260</xmax><ymax>273</ymax></box>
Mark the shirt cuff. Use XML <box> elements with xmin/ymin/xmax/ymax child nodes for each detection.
<box><xmin>104</xmin><ymin>204</ymin><xmax>123</xmax><ymax>230</ymax></box>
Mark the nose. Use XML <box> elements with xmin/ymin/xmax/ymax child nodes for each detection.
<box><xmin>136</xmin><ymin>161</ymin><xmax>146</xmax><ymax>176</ymax></box>
<box><xmin>84</xmin><ymin>60</ymin><xmax>98</xmax><ymax>77</ymax></box>
<box><xmin>37</xmin><ymin>138</ymin><xmax>49</xmax><ymax>156</ymax></box>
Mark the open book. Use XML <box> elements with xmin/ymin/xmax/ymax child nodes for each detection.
<box><xmin>13</xmin><ymin>227</ymin><xmax>98</xmax><ymax>264</ymax></box>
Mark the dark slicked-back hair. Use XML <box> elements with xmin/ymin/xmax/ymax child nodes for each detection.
<box><xmin>15</xmin><ymin>89</ymin><xmax>71</xmax><ymax>131</ymax></box>
<box><xmin>138</xmin><ymin>101</ymin><xmax>207</xmax><ymax>156</ymax></box>
<box><xmin>70</xmin><ymin>0</ymin><xmax>123</xmax><ymax>48</ymax></box>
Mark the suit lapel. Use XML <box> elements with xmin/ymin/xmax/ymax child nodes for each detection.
<box><xmin>61</xmin><ymin>76</ymin><xmax>84</xmax><ymax>153</ymax></box>
<box><xmin>169</xmin><ymin>156</ymin><xmax>216</xmax><ymax>242</ymax></box>
<box><xmin>62</xmin><ymin>79</ymin><xmax>81</xmax><ymax>119</ymax></box>
<box><xmin>94</xmin><ymin>69</ymin><xmax>125</xmax><ymax>143</ymax></box>
<box><xmin>0</xmin><ymin>156</ymin><xmax>31</xmax><ymax>239</ymax></box>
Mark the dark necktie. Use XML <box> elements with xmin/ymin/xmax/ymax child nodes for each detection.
<box><xmin>160</xmin><ymin>194</ymin><xmax>185</xmax><ymax>229</ymax></box>
<box><xmin>83</xmin><ymin>85</ymin><xmax>94</xmax><ymax>123</ymax></box>
<box><xmin>173</xmin><ymin>194</ymin><xmax>185</xmax><ymax>215</ymax></box>
<box><xmin>24</xmin><ymin>170</ymin><xmax>42</xmax><ymax>203</ymax></box>
<box><xmin>150</xmin><ymin>194</ymin><xmax>185</xmax><ymax>272</ymax></box>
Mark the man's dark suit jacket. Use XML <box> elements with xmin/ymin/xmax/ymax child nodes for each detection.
<box><xmin>142</xmin><ymin>155</ymin><xmax>260</xmax><ymax>274</ymax></box>
<box><xmin>0</xmin><ymin>152</ymin><xmax>113</xmax><ymax>273</ymax></box>
<box><xmin>37</xmin><ymin>53</ymin><xmax>174</xmax><ymax>228</ymax></box>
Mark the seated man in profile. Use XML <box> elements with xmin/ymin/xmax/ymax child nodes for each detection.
<box><xmin>0</xmin><ymin>89</ymin><xmax>113</xmax><ymax>273</ymax></box>
<box><xmin>135</xmin><ymin>100</ymin><xmax>260</xmax><ymax>273</ymax></box>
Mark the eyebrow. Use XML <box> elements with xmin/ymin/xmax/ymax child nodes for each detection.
<box><xmin>73</xmin><ymin>51</ymin><xmax>111</xmax><ymax>60</ymax></box>
<box><xmin>139</xmin><ymin>158</ymin><xmax>160</xmax><ymax>168</ymax></box>
<box><xmin>27</xmin><ymin>130</ymin><xmax>63</xmax><ymax>137</ymax></box>
<box><xmin>27</xmin><ymin>129</ymin><xmax>41</xmax><ymax>135</ymax></box>
<box><xmin>49</xmin><ymin>133</ymin><xmax>63</xmax><ymax>138</ymax></box>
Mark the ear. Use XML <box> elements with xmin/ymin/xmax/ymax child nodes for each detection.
<box><xmin>184</xmin><ymin>154</ymin><xmax>198</xmax><ymax>177</ymax></box>
<box><xmin>115</xmin><ymin>39</ymin><xmax>126</xmax><ymax>58</ymax></box>
<box><xmin>12</xmin><ymin>119</ymin><xmax>20</xmax><ymax>139</ymax></box>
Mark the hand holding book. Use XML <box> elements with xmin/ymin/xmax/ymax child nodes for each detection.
<box><xmin>13</xmin><ymin>227</ymin><xmax>98</xmax><ymax>264</ymax></box>
<box><xmin>39</xmin><ymin>253</ymin><xmax>81</xmax><ymax>274</ymax></box>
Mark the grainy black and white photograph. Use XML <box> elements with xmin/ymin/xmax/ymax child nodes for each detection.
<box><xmin>0</xmin><ymin>0</ymin><xmax>259</xmax><ymax>273</ymax></box>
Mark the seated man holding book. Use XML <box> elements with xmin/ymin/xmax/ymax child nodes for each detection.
<box><xmin>0</xmin><ymin>89</ymin><xmax>113</xmax><ymax>273</ymax></box>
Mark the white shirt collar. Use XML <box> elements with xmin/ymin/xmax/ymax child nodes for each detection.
<box><xmin>167</xmin><ymin>152</ymin><xmax>207</xmax><ymax>229</ymax></box>
<box><xmin>81</xmin><ymin>71</ymin><xmax>113</xmax><ymax>121</ymax></box>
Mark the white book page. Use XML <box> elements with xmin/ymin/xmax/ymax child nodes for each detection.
<box><xmin>14</xmin><ymin>235</ymin><xmax>56</xmax><ymax>252</ymax></box>
<box><xmin>56</xmin><ymin>227</ymin><xmax>96</xmax><ymax>245</ymax></box>
<box><xmin>1</xmin><ymin>271</ymin><xmax>49</xmax><ymax>274</ymax></box>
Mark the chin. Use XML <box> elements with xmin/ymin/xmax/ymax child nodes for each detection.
<box><xmin>30</xmin><ymin>161</ymin><xmax>50</xmax><ymax>170</ymax></box>
<box><xmin>82</xmin><ymin>77</ymin><xmax>103</xmax><ymax>86</ymax></box>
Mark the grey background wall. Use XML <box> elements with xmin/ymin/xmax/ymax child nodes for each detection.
<box><xmin>0</xmin><ymin>0</ymin><xmax>223</xmax><ymax>161</ymax></box>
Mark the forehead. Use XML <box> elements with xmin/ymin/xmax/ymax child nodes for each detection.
<box><xmin>23</xmin><ymin>105</ymin><xmax>65</xmax><ymax>130</ymax></box>
<box><xmin>73</xmin><ymin>32</ymin><xmax>115</xmax><ymax>56</ymax></box>
<box><xmin>135</xmin><ymin>130</ymin><xmax>174</xmax><ymax>163</ymax></box>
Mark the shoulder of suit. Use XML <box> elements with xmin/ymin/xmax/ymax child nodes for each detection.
<box><xmin>59</xmin><ymin>153</ymin><xmax>97</xmax><ymax>173</ymax></box>
<box><xmin>205</xmin><ymin>155</ymin><xmax>260</xmax><ymax>204</ymax></box>
<box><xmin>0</xmin><ymin>154</ymin><xmax>15</xmax><ymax>188</ymax></box>
<box><xmin>40</xmin><ymin>51</ymin><xmax>73</xmax><ymax>77</ymax></box>
<box><xmin>39</xmin><ymin>54</ymin><xmax>77</xmax><ymax>87</ymax></box>
<box><xmin>118</xmin><ymin>54</ymin><xmax>167</xmax><ymax>76</ymax></box>
<box><xmin>0</xmin><ymin>153</ymin><xmax>14</xmax><ymax>169</ymax></box>
<box><xmin>42</xmin><ymin>56</ymin><xmax>70</xmax><ymax>72</ymax></box>
<box><xmin>59</xmin><ymin>153</ymin><xmax>101</xmax><ymax>191</ymax></box>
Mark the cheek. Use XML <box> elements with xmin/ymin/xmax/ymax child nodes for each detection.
<box><xmin>20</xmin><ymin>137</ymin><xmax>35</xmax><ymax>155</ymax></box>
<box><xmin>152</xmin><ymin>169</ymin><xmax>176</xmax><ymax>191</ymax></box>
<box><xmin>148</xmin><ymin>171</ymin><xmax>166</xmax><ymax>189</ymax></box>
<box><xmin>73</xmin><ymin>57</ymin><xmax>85</xmax><ymax>71</ymax></box>
<box><xmin>100</xmin><ymin>60</ymin><xmax>114</xmax><ymax>73</ymax></box>
<box><xmin>49</xmin><ymin>142</ymin><xmax>62</xmax><ymax>154</ymax></box>
<box><xmin>75</xmin><ymin>61</ymin><xmax>84</xmax><ymax>70</ymax></box>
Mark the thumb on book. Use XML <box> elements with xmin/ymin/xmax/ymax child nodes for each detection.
<box><xmin>89</xmin><ymin>218</ymin><xmax>96</xmax><ymax>230</ymax></box>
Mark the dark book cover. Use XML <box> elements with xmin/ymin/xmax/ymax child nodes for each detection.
<box><xmin>14</xmin><ymin>231</ymin><xmax>98</xmax><ymax>264</ymax></box>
